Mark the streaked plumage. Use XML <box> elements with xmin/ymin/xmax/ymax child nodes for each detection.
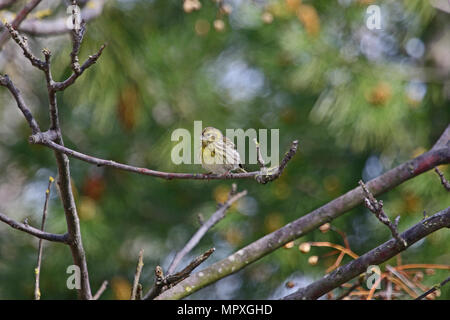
<box><xmin>200</xmin><ymin>127</ymin><xmax>244</xmax><ymax>174</ymax></box>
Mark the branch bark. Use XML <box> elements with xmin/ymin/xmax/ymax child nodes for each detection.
<box><xmin>154</xmin><ymin>127</ymin><xmax>449</xmax><ymax>300</ymax></box>
<box><xmin>282</xmin><ymin>206</ymin><xmax>450</xmax><ymax>300</ymax></box>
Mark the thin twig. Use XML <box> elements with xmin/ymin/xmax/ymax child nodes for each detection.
<box><xmin>0</xmin><ymin>75</ymin><xmax>41</xmax><ymax>134</ymax></box>
<box><xmin>0</xmin><ymin>15</ymin><xmax>98</xmax><ymax>300</ymax></box>
<box><xmin>28</xmin><ymin>135</ymin><xmax>298</xmax><ymax>183</ymax></box>
<box><xmin>434</xmin><ymin>167</ymin><xmax>450</xmax><ymax>191</ymax></box>
<box><xmin>386</xmin><ymin>265</ymin><xmax>421</xmax><ymax>298</ymax></box>
<box><xmin>34</xmin><ymin>176</ymin><xmax>54</xmax><ymax>300</ymax></box>
<box><xmin>15</xmin><ymin>0</ymin><xmax>106</xmax><ymax>36</ymax></box>
<box><xmin>92</xmin><ymin>280</ymin><xmax>108</xmax><ymax>300</ymax></box>
<box><xmin>167</xmin><ymin>186</ymin><xmax>247</xmax><ymax>274</ymax></box>
<box><xmin>144</xmin><ymin>248</ymin><xmax>215</xmax><ymax>300</ymax></box>
<box><xmin>0</xmin><ymin>0</ymin><xmax>42</xmax><ymax>48</ymax></box>
<box><xmin>415</xmin><ymin>275</ymin><xmax>450</xmax><ymax>300</ymax></box>
<box><xmin>359</xmin><ymin>180</ymin><xmax>407</xmax><ymax>248</ymax></box>
<box><xmin>336</xmin><ymin>277</ymin><xmax>363</xmax><ymax>300</ymax></box>
<box><xmin>131</xmin><ymin>249</ymin><xmax>144</xmax><ymax>300</ymax></box>
<box><xmin>0</xmin><ymin>212</ymin><xmax>67</xmax><ymax>242</ymax></box>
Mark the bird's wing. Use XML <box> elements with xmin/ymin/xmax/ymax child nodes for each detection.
<box><xmin>223</xmin><ymin>136</ymin><xmax>236</xmax><ymax>149</ymax></box>
<box><xmin>222</xmin><ymin>136</ymin><xmax>241</xmax><ymax>165</ymax></box>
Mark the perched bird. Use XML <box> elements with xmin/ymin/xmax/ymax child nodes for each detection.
<box><xmin>200</xmin><ymin>127</ymin><xmax>245</xmax><ymax>175</ymax></box>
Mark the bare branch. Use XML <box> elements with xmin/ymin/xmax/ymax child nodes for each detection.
<box><xmin>34</xmin><ymin>176</ymin><xmax>54</xmax><ymax>300</ymax></box>
<box><xmin>17</xmin><ymin>0</ymin><xmax>106</xmax><ymax>36</ymax></box>
<box><xmin>3</xmin><ymin>22</ymin><xmax>47</xmax><ymax>69</ymax></box>
<box><xmin>92</xmin><ymin>280</ymin><xmax>108</xmax><ymax>300</ymax></box>
<box><xmin>255</xmin><ymin>140</ymin><xmax>299</xmax><ymax>184</ymax></box>
<box><xmin>131</xmin><ymin>249</ymin><xmax>144</xmax><ymax>300</ymax></box>
<box><xmin>335</xmin><ymin>277</ymin><xmax>363</xmax><ymax>300</ymax></box>
<box><xmin>53</xmin><ymin>43</ymin><xmax>106</xmax><ymax>91</ymax></box>
<box><xmin>1</xmin><ymin>14</ymin><xmax>95</xmax><ymax>300</ymax></box>
<box><xmin>283</xmin><ymin>206</ymin><xmax>450</xmax><ymax>300</ymax></box>
<box><xmin>0</xmin><ymin>74</ymin><xmax>41</xmax><ymax>134</ymax></box>
<box><xmin>415</xmin><ymin>275</ymin><xmax>450</xmax><ymax>300</ymax></box>
<box><xmin>167</xmin><ymin>186</ymin><xmax>247</xmax><ymax>275</ymax></box>
<box><xmin>144</xmin><ymin>248</ymin><xmax>215</xmax><ymax>300</ymax></box>
<box><xmin>359</xmin><ymin>180</ymin><xmax>407</xmax><ymax>247</ymax></box>
<box><xmin>0</xmin><ymin>0</ymin><xmax>42</xmax><ymax>48</ymax></box>
<box><xmin>253</xmin><ymin>138</ymin><xmax>266</xmax><ymax>169</ymax></box>
<box><xmin>0</xmin><ymin>212</ymin><xmax>67</xmax><ymax>243</ymax></box>
<box><xmin>434</xmin><ymin>167</ymin><xmax>450</xmax><ymax>191</ymax></box>
<box><xmin>0</xmin><ymin>0</ymin><xmax>17</xmax><ymax>10</ymax></box>
<box><xmin>154</xmin><ymin>128</ymin><xmax>450</xmax><ymax>300</ymax></box>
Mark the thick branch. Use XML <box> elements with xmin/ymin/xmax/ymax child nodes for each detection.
<box><xmin>283</xmin><ymin>206</ymin><xmax>450</xmax><ymax>300</ymax></box>
<box><xmin>155</xmin><ymin>127</ymin><xmax>450</xmax><ymax>300</ymax></box>
<box><xmin>0</xmin><ymin>212</ymin><xmax>68</xmax><ymax>243</ymax></box>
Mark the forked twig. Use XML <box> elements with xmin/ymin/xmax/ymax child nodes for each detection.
<box><xmin>144</xmin><ymin>248</ymin><xmax>215</xmax><ymax>300</ymax></box>
<box><xmin>359</xmin><ymin>180</ymin><xmax>407</xmax><ymax>247</ymax></box>
<box><xmin>434</xmin><ymin>167</ymin><xmax>450</xmax><ymax>191</ymax></box>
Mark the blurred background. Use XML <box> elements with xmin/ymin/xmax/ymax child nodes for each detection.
<box><xmin>0</xmin><ymin>0</ymin><xmax>449</xmax><ymax>299</ymax></box>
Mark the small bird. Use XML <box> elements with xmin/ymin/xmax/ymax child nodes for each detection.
<box><xmin>200</xmin><ymin>127</ymin><xmax>245</xmax><ymax>175</ymax></box>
